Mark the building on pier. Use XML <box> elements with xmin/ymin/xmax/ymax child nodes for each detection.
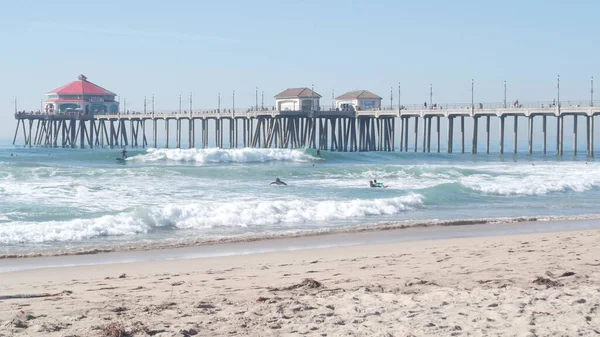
<box><xmin>44</xmin><ymin>74</ymin><xmax>119</xmax><ymax>115</ymax></box>
<box><xmin>274</xmin><ymin>88</ymin><xmax>321</xmax><ymax>111</ymax></box>
<box><xmin>335</xmin><ymin>90</ymin><xmax>382</xmax><ymax>111</ymax></box>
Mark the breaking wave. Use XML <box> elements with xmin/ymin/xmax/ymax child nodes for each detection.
<box><xmin>0</xmin><ymin>194</ymin><xmax>423</xmax><ymax>244</ymax></box>
<box><xmin>129</xmin><ymin>148</ymin><xmax>318</xmax><ymax>164</ymax></box>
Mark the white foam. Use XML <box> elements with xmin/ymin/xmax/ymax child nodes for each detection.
<box><xmin>459</xmin><ymin>162</ymin><xmax>600</xmax><ymax>196</ymax></box>
<box><xmin>130</xmin><ymin>148</ymin><xmax>318</xmax><ymax>164</ymax></box>
<box><xmin>312</xmin><ymin>162</ymin><xmax>600</xmax><ymax>196</ymax></box>
<box><xmin>0</xmin><ymin>194</ymin><xmax>423</xmax><ymax>244</ymax></box>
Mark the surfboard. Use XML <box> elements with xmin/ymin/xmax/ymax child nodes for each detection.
<box><xmin>116</xmin><ymin>157</ymin><xmax>126</xmax><ymax>163</ymax></box>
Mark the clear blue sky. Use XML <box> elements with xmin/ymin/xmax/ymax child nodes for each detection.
<box><xmin>0</xmin><ymin>0</ymin><xmax>598</xmax><ymax>138</ymax></box>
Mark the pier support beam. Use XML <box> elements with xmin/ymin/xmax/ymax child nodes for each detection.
<box><xmin>426</xmin><ymin>117</ymin><xmax>432</xmax><ymax>152</ymax></box>
<box><xmin>472</xmin><ymin>116</ymin><xmax>478</xmax><ymax>154</ymax></box>
<box><xmin>153</xmin><ymin>119</ymin><xmax>157</xmax><ymax>148</ymax></box>
<box><xmin>447</xmin><ymin>117</ymin><xmax>454</xmax><ymax>154</ymax></box>
<box><xmin>436</xmin><ymin>116</ymin><xmax>441</xmax><ymax>153</ymax></box>
<box><xmin>404</xmin><ymin>117</ymin><xmax>409</xmax><ymax>152</ymax></box>
<box><xmin>421</xmin><ymin>117</ymin><xmax>427</xmax><ymax>152</ymax></box>
<box><xmin>399</xmin><ymin>117</ymin><xmax>404</xmax><ymax>152</ymax></box>
<box><xmin>573</xmin><ymin>115</ymin><xmax>578</xmax><ymax>156</ymax></box>
<box><xmin>513</xmin><ymin>116</ymin><xmax>518</xmax><ymax>154</ymax></box>
<box><xmin>499</xmin><ymin>116</ymin><xmax>505</xmax><ymax>154</ymax></box>
<box><xmin>528</xmin><ymin>116</ymin><xmax>533</xmax><ymax>155</ymax></box>
<box><xmin>591</xmin><ymin>116</ymin><xmax>595</xmax><ymax>157</ymax></box>
<box><xmin>165</xmin><ymin>119</ymin><xmax>170</xmax><ymax>148</ymax></box>
<box><xmin>190</xmin><ymin>119</ymin><xmax>195</xmax><ymax>148</ymax></box>
<box><xmin>585</xmin><ymin>116</ymin><xmax>591</xmax><ymax>157</ymax></box>
<box><xmin>460</xmin><ymin>116</ymin><xmax>465</xmax><ymax>153</ymax></box>
<box><xmin>559</xmin><ymin>116</ymin><xmax>564</xmax><ymax>156</ymax></box>
<box><xmin>485</xmin><ymin>116</ymin><xmax>490</xmax><ymax>154</ymax></box>
<box><xmin>542</xmin><ymin>116</ymin><xmax>547</xmax><ymax>155</ymax></box>
<box><xmin>413</xmin><ymin>117</ymin><xmax>418</xmax><ymax>152</ymax></box>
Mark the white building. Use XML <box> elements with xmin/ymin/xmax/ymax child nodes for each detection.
<box><xmin>274</xmin><ymin>88</ymin><xmax>321</xmax><ymax>111</ymax></box>
<box><xmin>335</xmin><ymin>90</ymin><xmax>382</xmax><ymax>111</ymax></box>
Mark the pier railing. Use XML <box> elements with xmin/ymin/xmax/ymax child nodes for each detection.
<box><xmin>14</xmin><ymin>99</ymin><xmax>600</xmax><ymax>119</ymax></box>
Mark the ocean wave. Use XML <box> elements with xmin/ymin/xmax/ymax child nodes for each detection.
<box><xmin>3</xmin><ymin>213</ymin><xmax>600</xmax><ymax>259</ymax></box>
<box><xmin>315</xmin><ymin>162</ymin><xmax>600</xmax><ymax>196</ymax></box>
<box><xmin>130</xmin><ymin>148</ymin><xmax>318</xmax><ymax>164</ymax></box>
<box><xmin>0</xmin><ymin>194</ymin><xmax>423</xmax><ymax>244</ymax></box>
<box><xmin>459</xmin><ymin>163</ymin><xmax>600</xmax><ymax>196</ymax></box>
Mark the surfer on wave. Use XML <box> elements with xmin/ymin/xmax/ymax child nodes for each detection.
<box><xmin>121</xmin><ymin>147</ymin><xmax>127</xmax><ymax>159</ymax></box>
<box><xmin>369</xmin><ymin>179</ymin><xmax>386</xmax><ymax>188</ymax></box>
<box><xmin>270</xmin><ymin>177</ymin><xmax>287</xmax><ymax>186</ymax></box>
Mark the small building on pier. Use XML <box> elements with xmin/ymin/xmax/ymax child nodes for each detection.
<box><xmin>335</xmin><ymin>90</ymin><xmax>382</xmax><ymax>111</ymax></box>
<box><xmin>44</xmin><ymin>74</ymin><xmax>119</xmax><ymax>115</ymax></box>
<box><xmin>274</xmin><ymin>88</ymin><xmax>321</xmax><ymax>111</ymax></box>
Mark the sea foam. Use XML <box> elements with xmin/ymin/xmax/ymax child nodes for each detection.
<box><xmin>130</xmin><ymin>148</ymin><xmax>318</xmax><ymax>164</ymax></box>
<box><xmin>0</xmin><ymin>194</ymin><xmax>423</xmax><ymax>244</ymax></box>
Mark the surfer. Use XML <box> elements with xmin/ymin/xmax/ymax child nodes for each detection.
<box><xmin>316</xmin><ymin>149</ymin><xmax>321</xmax><ymax>157</ymax></box>
<box><xmin>121</xmin><ymin>148</ymin><xmax>127</xmax><ymax>159</ymax></box>
<box><xmin>270</xmin><ymin>177</ymin><xmax>287</xmax><ymax>186</ymax></box>
<box><xmin>372</xmin><ymin>179</ymin><xmax>386</xmax><ymax>188</ymax></box>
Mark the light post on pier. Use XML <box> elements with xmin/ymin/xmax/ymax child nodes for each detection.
<box><xmin>255</xmin><ymin>87</ymin><xmax>258</xmax><ymax>111</ymax></box>
<box><xmin>504</xmin><ymin>80</ymin><xmax>507</xmax><ymax>108</ymax></box>
<box><xmin>143</xmin><ymin>96</ymin><xmax>147</xmax><ymax>114</ymax></box>
<box><xmin>429</xmin><ymin>84</ymin><xmax>433</xmax><ymax>110</ymax></box>
<box><xmin>557</xmin><ymin>75</ymin><xmax>560</xmax><ymax>109</ymax></box>
<box><xmin>591</xmin><ymin>76</ymin><xmax>594</xmax><ymax>107</ymax></box>
<box><xmin>178</xmin><ymin>95</ymin><xmax>182</xmax><ymax>114</ymax></box>
<box><xmin>218</xmin><ymin>93</ymin><xmax>221</xmax><ymax>112</ymax></box>
<box><xmin>261</xmin><ymin>91</ymin><xmax>264</xmax><ymax>110</ymax></box>
<box><xmin>398</xmin><ymin>82</ymin><xmax>401</xmax><ymax>112</ymax></box>
<box><xmin>189</xmin><ymin>92</ymin><xmax>193</xmax><ymax>116</ymax></box>
<box><xmin>471</xmin><ymin>79</ymin><xmax>474</xmax><ymax>113</ymax></box>
<box><xmin>233</xmin><ymin>90</ymin><xmax>235</xmax><ymax>114</ymax></box>
<box><xmin>390</xmin><ymin>86</ymin><xmax>393</xmax><ymax>110</ymax></box>
<box><xmin>311</xmin><ymin>84</ymin><xmax>315</xmax><ymax>110</ymax></box>
<box><xmin>332</xmin><ymin>89</ymin><xmax>335</xmax><ymax>110</ymax></box>
<box><xmin>151</xmin><ymin>94</ymin><xmax>155</xmax><ymax>118</ymax></box>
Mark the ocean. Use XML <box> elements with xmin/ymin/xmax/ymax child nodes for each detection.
<box><xmin>1</xmin><ymin>142</ymin><xmax>599</xmax><ymax>258</ymax></box>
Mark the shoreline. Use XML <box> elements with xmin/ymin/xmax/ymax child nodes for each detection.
<box><xmin>1</xmin><ymin>228</ymin><xmax>599</xmax><ymax>336</ymax></box>
<box><xmin>2</xmin><ymin>214</ymin><xmax>600</xmax><ymax>273</ymax></box>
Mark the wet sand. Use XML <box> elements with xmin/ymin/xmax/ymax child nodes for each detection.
<box><xmin>1</xmin><ymin>228</ymin><xmax>600</xmax><ymax>336</ymax></box>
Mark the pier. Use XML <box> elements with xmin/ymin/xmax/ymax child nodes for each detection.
<box><xmin>13</xmin><ymin>103</ymin><xmax>600</xmax><ymax>157</ymax></box>
<box><xmin>11</xmin><ymin>75</ymin><xmax>600</xmax><ymax>156</ymax></box>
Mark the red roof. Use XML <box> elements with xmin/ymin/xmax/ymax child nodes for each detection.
<box><xmin>47</xmin><ymin>74</ymin><xmax>115</xmax><ymax>96</ymax></box>
<box><xmin>45</xmin><ymin>98</ymin><xmax>86</xmax><ymax>103</ymax></box>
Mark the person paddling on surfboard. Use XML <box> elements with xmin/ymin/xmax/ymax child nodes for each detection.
<box><xmin>270</xmin><ymin>177</ymin><xmax>287</xmax><ymax>186</ymax></box>
<box><xmin>373</xmin><ymin>179</ymin><xmax>386</xmax><ymax>188</ymax></box>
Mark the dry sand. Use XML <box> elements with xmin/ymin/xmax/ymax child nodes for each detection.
<box><xmin>1</xmin><ymin>229</ymin><xmax>600</xmax><ymax>337</ymax></box>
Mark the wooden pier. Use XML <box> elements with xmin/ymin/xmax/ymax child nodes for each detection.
<box><xmin>13</xmin><ymin>103</ymin><xmax>600</xmax><ymax>156</ymax></box>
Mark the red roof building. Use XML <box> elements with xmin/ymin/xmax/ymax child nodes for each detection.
<box><xmin>44</xmin><ymin>75</ymin><xmax>119</xmax><ymax>115</ymax></box>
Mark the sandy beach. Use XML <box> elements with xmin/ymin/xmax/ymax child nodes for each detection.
<box><xmin>1</xmin><ymin>228</ymin><xmax>599</xmax><ymax>337</ymax></box>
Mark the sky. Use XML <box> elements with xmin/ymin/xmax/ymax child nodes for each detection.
<box><xmin>0</xmin><ymin>0</ymin><xmax>599</xmax><ymax>138</ymax></box>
